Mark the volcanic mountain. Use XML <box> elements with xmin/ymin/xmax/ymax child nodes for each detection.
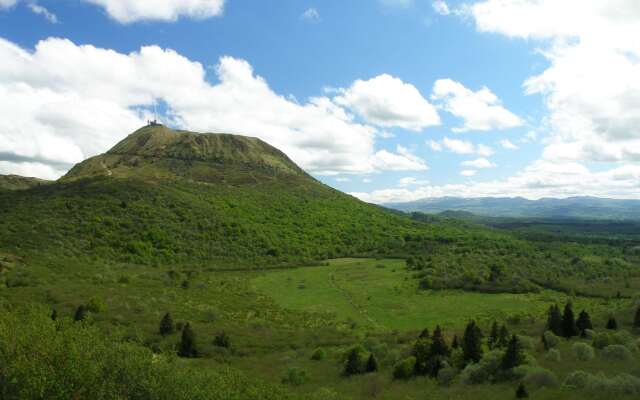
<box><xmin>0</xmin><ymin>125</ymin><xmax>433</xmax><ymax>268</ymax></box>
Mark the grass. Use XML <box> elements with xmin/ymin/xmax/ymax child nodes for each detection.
<box><xmin>252</xmin><ymin>258</ymin><xmax>627</xmax><ymax>333</ymax></box>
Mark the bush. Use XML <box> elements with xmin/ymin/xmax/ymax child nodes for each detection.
<box><xmin>0</xmin><ymin>306</ymin><xmax>293</xmax><ymax>400</ymax></box>
<box><xmin>459</xmin><ymin>350</ymin><xmax>504</xmax><ymax>385</ymax></box>
<box><xmin>437</xmin><ymin>364</ymin><xmax>458</xmax><ymax>386</ymax></box>
<box><xmin>311</xmin><ymin>348</ymin><xmax>326</xmax><ymax>361</ymax></box>
<box><xmin>572</xmin><ymin>343</ymin><xmax>595</xmax><ymax>361</ymax></box>
<box><xmin>521</xmin><ymin>367</ymin><xmax>559</xmax><ymax>389</ymax></box>
<box><xmin>602</xmin><ymin>345</ymin><xmax>633</xmax><ymax>361</ymax></box>
<box><xmin>543</xmin><ymin>331</ymin><xmax>560</xmax><ymax>349</ymax></box>
<box><xmin>592</xmin><ymin>332</ymin><xmax>612</xmax><ymax>349</ymax></box>
<box><xmin>564</xmin><ymin>371</ymin><xmax>640</xmax><ymax>395</ymax></box>
<box><xmin>86</xmin><ymin>297</ymin><xmax>107</xmax><ymax>313</ymax></box>
<box><xmin>393</xmin><ymin>357</ymin><xmax>416</xmax><ymax>380</ymax></box>
<box><xmin>281</xmin><ymin>367</ymin><xmax>308</xmax><ymax>386</ymax></box>
<box><xmin>583</xmin><ymin>329</ymin><xmax>595</xmax><ymax>339</ymax></box>
<box><xmin>517</xmin><ymin>335</ymin><xmax>535</xmax><ymax>351</ymax></box>
<box><xmin>545</xmin><ymin>348</ymin><xmax>561</xmax><ymax>362</ymax></box>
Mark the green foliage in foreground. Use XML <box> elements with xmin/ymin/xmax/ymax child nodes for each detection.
<box><xmin>0</xmin><ymin>305</ymin><xmax>294</xmax><ymax>400</ymax></box>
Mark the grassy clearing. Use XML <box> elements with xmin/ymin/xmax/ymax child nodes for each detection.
<box><xmin>252</xmin><ymin>258</ymin><xmax>628</xmax><ymax>332</ymax></box>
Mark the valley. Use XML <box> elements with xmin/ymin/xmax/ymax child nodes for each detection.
<box><xmin>1</xmin><ymin>127</ymin><xmax>640</xmax><ymax>399</ymax></box>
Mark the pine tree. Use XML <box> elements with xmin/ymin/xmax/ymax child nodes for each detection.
<box><xmin>413</xmin><ymin>338</ymin><xmax>431</xmax><ymax>375</ymax></box>
<box><xmin>497</xmin><ymin>325</ymin><xmax>510</xmax><ymax>348</ymax></box>
<box><xmin>606</xmin><ymin>316</ymin><xmax>618</xmax><ymax>330</ymax></box>
<box><xmin>430</xmin><ymin>326</ymin><xmax>450</xmax><ymax>357</ymax></box>
<box><xmin>561</xmin><ymin>302</ymin><xmax>578</xmax><ymax>338</ymax></box>
<box><xmin>159</xmin><ymin>312</ymin><xmax>175</xmax><ymax>336</ymax></box>
<box><xmin>214</xmin><ymin>331</ymin><xmax>231</xmax><ymax>348</ymax></box>
<box><xmin>366</xmin><ymin>354</ymin><xmax>379</xmax><ymax>373</ymax></box>
<box><xmin>546</xmin><ymin>305</ymin><xmax>562</xmax><ymax>336</ymax></box>
<box><xmin>516</xmin><ymin>382</ymin><xmax>529</xmax><ymax>398</ymax></box>
<box><xmin>576</xmin><ymin>310</ymin><xmax>593</xmax><ymax>336</ymax></box>
<box><xmin>633</xmin><ymin>307</ymin><xmax>640</xmax><ymax>329</ymax></box>
<box><xmin>488</xmin><ymin>321</ymin><xmax>499</xmax><ymax>349</ymax></box>
<box><xmin>344</xmin><ymin>347</ymin><xmax>364</xmax><ymax>376</ymax></box>
<box><xmin>451</xmin><ymin>335</ymin><xmax>460</xmax><ymax>349</ymax></box>
<box><xmin>419</xmin><ymin>328</ymin><xmax>430</xmax><ymax>339</ymax></box>
<box><xmin>51</xmin><ymin>308</ymin><xmax>58</xmax><ymax>321</ymax></box>
<box><xmin>178</xmin><ymin>323</ymin><xmax>199</xmax><ymax>358</ymax></box>
<box><xmin>462</xmin><ymin>320</ymin><xmax>483</xmax><ymax>363</ymax></box>
<box><xmin>501</xmin><ymin>335</ymin><xmax>525</xmax><ymax>370</ymax></box>
<box><xmin>74</xmin><ymin>305</ymin><xmax>88</xmax><ymax>322</ymax></box>
<box><xmin>541</xmin><ymin>333</ymin><xmax>549</xmax><ymax>351</ymax></box>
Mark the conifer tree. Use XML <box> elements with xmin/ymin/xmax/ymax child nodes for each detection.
<box><xmin>501</xmin><ymin>335</ymin><xmax>525</xmax><ymax>370</ymax></box>
<box><xmin>488</xmin><ymin>321</ymin><xmax>499</xmax><ymax>349</ymax></box>
<box><xmin>344</xmin><ymin>347</ymin><xmax>364</xmax><ymax>376</ymax></box>
<box><xmin>633</xmin><ymin>307</ymin><xmax>640</xmax><ymax>329</ymax></box>
<box><xmin>462</xmin><ymin>320</ymin><xmax>483</xmax><ymax>363</ymax></box>
<box><xmin>419</xmin><ymin>328</ymin><xmax>430</xmax><ymax>339</ymax></box>
<box><xmin>178</xmin><ymin>323</ymin><xmax>199</xmax><ymax>358</ymax></box>
<box><xmin>51</xmin><ymin>308</ymin><xmax>57</xmax><ymax>321</ymax></box>
<box><xmin>541</xmin><ymin>333</ymin><xmax>549</xmax><ymax>351</ymax></box>
<box><xmin>366</xmin><ymin>354</ymin><xmax>379</xmax><ymax>373</ymax></box>
<box><xmin>214</xmin><ymin>331</ymin><xmax>231</xmax><ymax>348</ymax></box>
<box><xmin>159</xmin><ymin>312</ymin><xmax>175</xmax><ymax>336</ymax></box>
<box><xmin>562</xmin><ymin>302</ymin><xmax>578</xmax><ymax>338</ymax></box>
<box><xmin>516</xmin><ymin>382</ymin><xmax>529</xmax><ymax>398</ymax></box>
<box><xmin>576</xmin><ymin>310</ymin><xmax>593</xmax><ymax>336</ymax></box>
<box><xmin>413</xmin><ymin>338</ymin><xmax>431</xmax><ymax>375</ymax></box>
<box><xmin>451</xmin><ymin>335</ymin><xmax>460</xmax><ymax>349</ymax></box>
<box><xmin>74</xmin><ymin>305</ymin><xmax>88</xmax><ymax>322</ymax></box>
<box><xmin>430</xmin><ymin>326</ymin><xmax>450</xmax><ymax>357</ymax></box>
<box><xmin>606</xmin><ymin>316</ymin><xmax>618</xmax><ymax>330</ymax></box>
<box><xmin>546</xmin><ymin>305</ymin><xmax>562</xmax><ymax>336</ymax></box>
<box><xmin>498</xmin><ymin>325</ymin><xmax>510</xmax><ymax>348</ymax></box>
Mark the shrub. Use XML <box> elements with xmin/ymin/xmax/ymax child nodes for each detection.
<box><xmin>281</xmin><ymin>367</ymin><xmax>308</xmax><ymax>386</ymax></box>
<box><xmin>86</xmin><ymin>297</ymin><xmax>106</xmax><ymax>313</ymax></box>
<box><xmin>459</xmin><ymin>350</ymin><xmax>504</xmax><ymax>385</ymax></box>
<box><xmin>545</xmin><ymin>348</ymin><xmax>561</xmax><ymax>362</ymax></box>
<box><xmin>437</xmin><ymin>364</ymin><xmax>458</xmax><ymax>386</ymax></box>
<box><xmin>311</xmin><ymin>348</ymin><xmax>326</xmax><ymax>361</ymax></box>
<box><xmin>592</xmin><ymin>332</ymin><xmax>612</xmax><ymax>349</ymax></box>
<box><xmin>602</xmin><ymin>345</ymin><xmax>633</xmax><ymax>361</ymax></box>
<box><xmin>564</xmin><ymin>371</ymin><xmax>640</xmax><ymax>395</ymax></box>
<box><xmin>0</xmin><ymin>306</ymin><xmax>292</xmax><ymax>400</ymax></box>
<box><xmin>522</xmin><ymin>367</ymin><xmax>559</xmax><ymax>389</ymax></box>
<box><xmin>393</xmin><ymin>357</ymin><xmax>416</xmax><ymax>380</ymax></box>
<box><xmin>572</xmin><ymin>343</ymin><xmax>595</xmax><ymax>361</ymax></box>
<box><xmin>543</xmin><ymin>331</ymin><xmax>560</xmax><ymax>350</ymax></box>
<box><xmin>583</xmin><ymin>329</ymin><xmax>595</xmax><ymax>339</ymax></box>
<box><xmin>213</xmin><ymin>332</ymin><xmax>231</xmax><ymax>349</ymax></box>
<box><xmin>516</xmin><ymin>335</ymin><xmax>535</xmax><ymax>351</ymax></box>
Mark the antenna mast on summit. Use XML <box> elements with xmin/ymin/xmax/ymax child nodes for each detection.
<box><xmin>149</xmin><ymin>100</ymin><xmax>161</xmax><ymax>126</ymax></box>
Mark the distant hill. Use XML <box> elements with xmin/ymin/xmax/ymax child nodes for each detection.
<box><xmin>0</xmin><ymin>175</ymin><xmax>50</xmax><ymax>191</ymax></box>
<box><xmin>386</xmin><ymin>196</ymin><xmax>640</xmax><ymax>220</ymax></box>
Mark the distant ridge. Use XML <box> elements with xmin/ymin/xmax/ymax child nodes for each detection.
<box><xmin>386</xmin><ymin>196</ymin><xmax>640</xmax><ymax>220</ymax></box>
<box><xmin>0</xmin><ymin>175</ymin><xmax>51</xmax><ymax>191</ymax></box>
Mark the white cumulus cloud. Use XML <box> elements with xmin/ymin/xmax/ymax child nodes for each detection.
<box><xmin>0</xmin><ymin>37</ymin><xmax>429</xmax><ymax>179</ymax></box>
<box><xmin>334</xmin><ymin>74</ymin><xmax>440</xmax><ymax>131</ymax></box>
<box><xmin>432</xmin><ymin>78</ymin><xmax>522</xmax><ymax>132</ymax></box>
<box><xmin>432</xmin><ymin>0</ymin><xmax>450</xmax><ymax>15</ymax></box>
<box><xmin>83</xmin><ymin>0</ymin><xmax>225</xmax><ymax>23</ymax></box>
<box><xmin>461</xmin><ymin>157</ymin><xmax>496</xmax><ymax>169</ymax></box>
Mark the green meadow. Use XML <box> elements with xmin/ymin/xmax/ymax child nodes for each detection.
<box><xmin>252</xmin><ymin>258</ymin><xmax>625</xmax><ymax>332</ymax></box>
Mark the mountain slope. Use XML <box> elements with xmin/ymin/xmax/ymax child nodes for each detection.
<box><xmin>387</xmin><ymin>196</ymin><xmax>640</xmax><ymax>220</ymax></box>
<box><xmin>0</xmin><ymin>125</ymin><xmax>438</xmax><ymax>267</ymax></box>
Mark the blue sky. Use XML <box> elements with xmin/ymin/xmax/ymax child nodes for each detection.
<box><xmin>1</xmin><ymin>0</ymin><xmax>639</xmax><ymax>201</ymax></box>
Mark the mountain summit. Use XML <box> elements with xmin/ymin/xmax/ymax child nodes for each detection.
<box><xmin>62</xmin><ymin>125</ymin><xmax>308</xmax><ymax>184</ymax></box>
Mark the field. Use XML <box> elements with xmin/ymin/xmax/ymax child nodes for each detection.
<box><xmin>252</xmin><ymin>258</ymin><xmax>626</xmax><ymax>332</ymax></box>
